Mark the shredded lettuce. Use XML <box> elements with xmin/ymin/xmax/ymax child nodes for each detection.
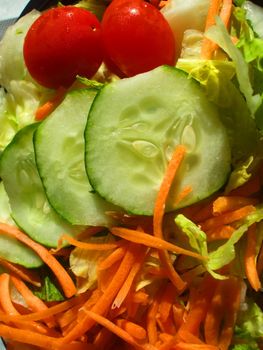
<box><xmin>70</xmin><ymin>235</ymin><xmax>114</xmax><ymax>293</ymax></box>
<box><xmin>33</xmin><ymin>274</ymin><xmax>64</xmax><ymax>302</ymax></box>
<box><xmin>233</xmin><ymin>298</ymin><xmax>263</xmax><ymax>349</ymax></box>
<box><xmin>175</xmin><ymin>206</ymin><xmax>263</xmax><ymax>279</ymax></box>
<box><xmin>0</xmin><ymin>10</ymin><xmax>40</xmax><ymax>86</ymax></box>
<box><xmin>206</xmin><ymin>17</ymin><xmax>261</xmax><ymax>115</ymax></box>
<box><xmin>74</xmin><ymin>0</ymin><xmax>107</xmax><ymax>20</ymax></box>
<box><xmin>176</xmin><ymin>59</ymin><xmax>259</xmax><ymax>163</ymax></box>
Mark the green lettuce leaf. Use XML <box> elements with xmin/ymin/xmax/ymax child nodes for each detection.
<box><xmin>233</xmin><ymin>298</ymin><xmax>263</xmax><ymax>349</ymax></box>
<box><xmin>75</xmin><ymin>0</ymin><xmax>107</xmax><ymax>20</ymax></box>
<box><xmin>176</xmin><ymin>59</ymin><xmax>259</xmax><ymax>163</ymax></box>
<box><xmin>206</xmin><ymin>17</ymin><xmax>261</xmax><ymax>115</ymax></box>
<box><xmin>175</xmin><ymin>206</ymin><xmax>263</xmax><ymax>279</ymax></box>
<box><xmin>33</xmin><ymin>274</ymin><xmax>64</xmax><ymax>302</ymax></box>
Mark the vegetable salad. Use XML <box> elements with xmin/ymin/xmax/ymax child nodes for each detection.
<box><xmin>0</xmin><ymin>0</ymin><xmax>263</xmax><ymax>349</ymax></box>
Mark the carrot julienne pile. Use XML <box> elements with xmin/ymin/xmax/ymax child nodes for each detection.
<box><xmin>0</xmin><ymin>140</ymin><xmax>261</xmax><ymax>350</ymax></box>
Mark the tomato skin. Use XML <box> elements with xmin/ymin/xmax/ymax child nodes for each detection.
<box><xmin>23</xmin><ymin>6</ymin><xmax>103</xmax><ymax>89</ymax></box>
<box><xmin>101</xmin><ymin>0</ymin><xmax>176</xmax><ymax>77</ymax></box>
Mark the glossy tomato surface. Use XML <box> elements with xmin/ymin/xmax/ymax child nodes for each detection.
<box><xmin>101</xmin><ymin>0</ymin><xmax>176</xmax><ymax>77</ymax></box>
<box><xmin>23</xmin><ymin>6</ymin><xmax>103</xmax><ymax>88</ymax></box>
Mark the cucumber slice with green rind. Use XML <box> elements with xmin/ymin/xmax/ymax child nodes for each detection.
<box><xmin>34</xmin><ymin>89</ymin><xmax>119</xmax><ymax>226</ymax></box>
<box><xmin>0</xmin><ymin>124</ymin><xmax>81</xmax><ymax>247</ymax></box>
<box><xmin>0</xmin><ymin>182</ymin><xmax>43</xmax><ymax>268</ymax></box>
<box><xmin>85</xmin><ymin>65</ymin><xmax>231</xmax><ymax>215</ymax></box>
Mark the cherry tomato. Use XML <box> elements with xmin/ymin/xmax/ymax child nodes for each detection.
<box><xmin>101</xmin><ymin>0</ymin><xmax>176</xmax><ymax>77</ymax></box>
<box><xmin>23</xmin><ymin>6</ymin><xmax>103</xmax><ymax>89</ymax></box>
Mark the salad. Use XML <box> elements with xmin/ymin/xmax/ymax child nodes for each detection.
<box><xmin>0</xmin><ymin>0</ymin><xmax>263</xmax><ymax>349</ymax></box>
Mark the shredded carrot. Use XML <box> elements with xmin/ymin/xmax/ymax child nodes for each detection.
<box><xmin>158</xmin><ymin>283</ymin><xmax>176</xmax><ymax>323</ymax></box>
<box><xmin>213</xmin><ymin>196</ymin><xmax>258</xmax><ymax>216</ymax></box>
<box><xmin>0</xmin><ymin>273</ymin><xmax>19</xmax><ymax>315</ymax></box>
<box><xmin>35</xmin><ymin>87</ymin><xmax>66</xmax><ymax>121</ymax></box>
<box><xmin>174</xmin><ymin>186</ymin><xmax>193</xmax><ymax>207</ymax></box>
<box><xmin>10</xmin><ymin>275</ymin><xmax>55</xmax><ymax>327</ymax></box>
<box><xmin>200</xmin><ymin>205</ymin><xmax>255</xmax><ymax>231</ymax></box>
<box><xmin>60</xmin><ymin>243</ymin><xmax>138</xmax><ymax>344</ymax></box>
<box><xmin>0</xmin><ymin>290</ymin><xmax>90</xmax><ymax>324</ymax></box>
<box><xmin>206</xmin><ymin>225</ymin><xmax>235</xmax><ymax>242</ymax></box>
<box><xmin>116</xmin><ymin>319</ymin><xmax>147</xmax><ymax>341</ymax></box>
<box><xmin>204</xmin><ymin>282</ymin><xmax>225</xmax><ymax>345</ymax></box>
<box><xmin>245</xmin><ymin>224</ymin><xmax>261</xmax><ymax>291</ymax></box>
<box><xmin>78</xmin><ymin>309</ymin><xmax>146</xmax><ymax>350</ymax></box>
<box><xmin>147</xmin><ymin>294</ymin><xmax>160</xmax><ymax>345</ymax></box>
<box><xmin>0</xmin><ymin>223</ymin><xmax>76</xmax><ymax>298</ymax></box>
<box><xmin>58</xmin><ymin>234</ymin><xmax>119</xmax><ymax>251</ymax></box>
<box><xmin>201</xmin><ymin>0</ymin><xmax>222</xmax><ymax>59</ymax></box>
<box><xmin>153</xmin><ymin>144</ymin><xmax>187</xmax><ymax>291</ymax></box>
<box><xmin>179</xmin><ymin>274</ymin><xmax>219</xmax><ymax>336</ymax></box>
<box><xmin>112</xmin><ymin>245</ymin><xmax>147</xmax><ymax>309</ymax></box>
<box><xmin>0</xmin><ymin>258</ymin><xmax>41</xmax><ymax>287</ymax></box>
<box><xmin>111</xmin><ymin>227</ymin><xmax>206</xmax><ymax>261</ymax></box>
<box><xmin>98</xmin><ymin>245</ymin><xmax>127</xmax><ymax>270</ymax></box>
<box><xmin>218</xmin><ymin>277</ymin><xmax>242</xmax><ymax>350</ymax></box>
<box><xmin>257</xmin><ymin>242</ymin><xmax>263</xmax><ymax>276</ymax></box>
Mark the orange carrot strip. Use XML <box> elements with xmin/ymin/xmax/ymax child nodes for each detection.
<box><xmin>0</xmin><ymin>325</ymin><xmax>57</xmax><ymax>349</ymax></box>
<box><xmin>79</xmin><ymin>309</ymin><xmax>146</xmax><ymax>350</ymax></box>
<box><xmin>178</xmin><ymin>329</ymin><xmax>204</xmax><ymax>344</ymax></box>
<box><xmin>56</xmin><ymin>304</ymin><xmax>81</xmax><ymax>329</ymax></box>
<box><xmin>0</xmin><ymin>223</ymin><xmax>76</xmax><ymax>298</ymax></box>
<box><xmin>10</xmin><ymin>275</ymin><xmax>55</xmax><ymax>327</ymax></box>
<box><xmin>158</xmin><ymin>283</ymin><xmax>176</xmax><ymax>323</ymax></box>
<box><xmin>174</xmin><ymin>186</ymin><xmax>192</xmax><ymax>206</ymax></box>
<box><xmin>218</xmin><ymin>277</ymin><xmax>242</xmax><ymax>350</ymax></box>
<box><xmin>98</xmin><ymin>245</ymin><xmax>126</xmax><ymax>270</ymax></box>
<box><xmin>58</xmin><ymin>234</ymin><xmax>119</xmax><ymax>251</ymax></box>
<box><xmin>116</xmin><ymin>319</ymin><xmax>147</xmax><ymax>341</ymax></box>
<box><xmin>0</xmin><ymin>273</ymin><xmax>19</xmax><ymax>315</ymax></box>
<box><xmin>201</xmin><ymin>0</ymin><xmax>222</xmax><ymax>59</ymax></box>
<box><xmin>204</xmin><ymin>282</ymin><xmax>225</xmax><ymax>345</ymax></box>
<box><xmin>172</xmin><ymin>303</ymin><xmax>185</xmax><ymax>330</ymax></box>
<box><xmin>61</xmin><ymin>243</ymin><xmax>138</xmax><ymax>344</ymax></box>
<box><xmin>111</xmin><ymin>227</ymin><xmax>206</xmax><ymax>261</ymax></box>
<box><xmin>147</xmin><ymin>296</ymin><xmax>160</xmax><ymax>345</ymax></box>
<box><xmin>112</xmin><ymin>246</ymin><xmax>147</xmax><ymax>309</ymax></box>
<box><xmin>213</xmin><ymin>196</ymin><xmax>258</xmax><ymax>216</ymax></box>
<box><xmin>0</xmin><ymin>258</ymin><xmax>41</xmax><ymax>287</ymax></box>
<box><xmin>179</xmin><ymin>274</ymin><xmax>219</xmax><ymax>335</ymax></box>
<box><xmin>245</xmin><ymin>224</ymin><xmax>261</xmax><ymax>291</ymax></box>
<box><xmin>219</xmin><ymin>0</ymin><xmax>233</xmax><ymax>29</ymax></box>
<box><xmin>153</xmin><ymin>145</ymin><xmax>186</xmax><ymax>291</ymax></box>
<box><xmin>35</xmin><ymin>87</ymin><xmax>66</xmax><ymax>121</ymax></box>
<box><xmin>200</xmin><ymin>205</ymin><xmax>255</xmax><ymax>231</ymax></box>
<box><xmin>206</xmin><ymin>225</ymin><xmax>235</xmax><ymax>242</ymax></box>
<box><xmin>0</xmin><ymin>291</ymin><xmax>90</xmax><ymax>323</ymax></box>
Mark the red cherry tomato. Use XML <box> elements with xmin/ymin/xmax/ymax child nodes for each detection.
<box><xmin>23</xmin><ymin>6</ymin><xmax>103</xmax><ymax>89</ymax></box>
<box><xmin>101</xmin><ymin>0</ymin><xmax>176</xmax><ymax>77</ymax></box>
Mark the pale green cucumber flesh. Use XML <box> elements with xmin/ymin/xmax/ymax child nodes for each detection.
<box><xmin>0</xmin><ymin>182</ymin><xmax>42</xmax><ymax>268</ymax></box>
<box><xmin>34</xmin><ymin>89</ymin><xmax>120</xmax><ymax>226</ymax></box>
<box><xmin>85</xmin><ymin>65</ymin><xmax>231</xmax><ymax>215</ymax></box>
<box><xmin>0</xmin><ymin>124</ymin><xmax>81</xmax><ymax>248</ymax></box>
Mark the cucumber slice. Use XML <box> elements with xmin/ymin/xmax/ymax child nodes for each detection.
<box><xmin>0</xmin><ymin>182</ymin><xmax>42</xmax><ymax>268</ymax></box>
<box><xmin>85</xmin><ymin>65</ymin><xmax>231</xmax><ymax>215</ymax></box>
<box><xmin>34</xmin><ymin>89</ymin><xmax>119</xmax><ymax>226</ymax></box>
<box><xmin>0</xmin><ymin>124</ymin><xmax>81</xmax><ymax>247</ymax></box>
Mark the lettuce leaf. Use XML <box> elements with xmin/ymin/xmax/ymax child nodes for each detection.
<box><xmin>175</xmin><ymin>206</ymin><xmax>263</xmax><ymax>279</ymax></box>
<box><xmin>233</xmin><ymin>298</ymin><xmax>263</xmax><ymax>349</ymax></box>
<box><xmin>33</xmin><ymin>274</ymin><xmax>64</xmax><ymax>302</ymax></box>
<box><xmin>176</xmin><ymin>59</ymin><xmax>259</xmax><ymax>163</ymax></box>
<box><xmin>206</xmin><ymin>17</ymin><xmax>261</xmax><ymax>115</ymax></box>
<box><xmin>0</xmin><ymin>10</ymin><xmax>40</xmax><ymax>86</ymax></box>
